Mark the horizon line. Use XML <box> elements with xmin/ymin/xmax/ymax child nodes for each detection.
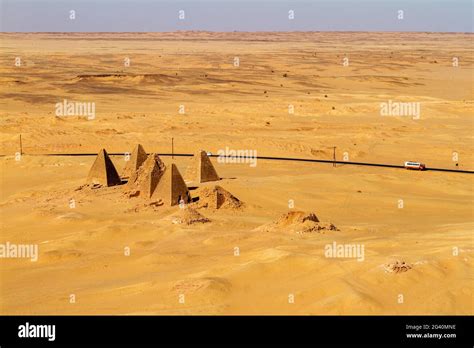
<box><xmin>1</xmin><ymin>30</ymin><xmax>473</xmax><ymax>34</ymax></box>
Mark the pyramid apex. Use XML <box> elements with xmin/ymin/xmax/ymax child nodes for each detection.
<box><xmin>135</xmin><ymin>143</ymin><xmax>146</xmax><ymax>151</ymax></box>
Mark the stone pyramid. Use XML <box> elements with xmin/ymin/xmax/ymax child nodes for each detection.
<box><xmin>186</xmin><ymin>150</ymin><xmax>220</xmax><ymax>183</ymax></box>
<box><xmin>123</xmin><ymin>144</ymin><xmax>148</xmax><ymax>178</ymax></box>
<box><xmin>127</xmin><ymin>153</ymin><xmax>165</xmax><ymax>198</ymax></box>
<box><xmin>87</xmin><ymin>149</ymin><xmax>122</xmax><ymax>187</ymax></box>
<box><xmin>152</xmin><ymin>163</ymin><xmax>190</xmax><ymax>206</ymax></box>
<box><xmin>196</xmin><ymin>185</ymin><xmax>242</xmax><ymax>209</ymax></box>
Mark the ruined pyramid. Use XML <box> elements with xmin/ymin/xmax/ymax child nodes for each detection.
<box><xmin>196</xmin><ymin>185</ymin><xmax>242</xmax><ymax>209</ymax></box>
<box><xmin>123</xmin><ymin>144</ymin><xmax>148</xmax><ymax>178</ymax></box>
<box><xmin>152</xmin><ymin>163</ymin><xmax>190</xmax><ymax>206</ymax></box>
<box><xmin>127</xmin><ymin>153</ymin><xmax>165</xmax><ymax>198</ymax></box>
<box><xmin>255</xmin><ymin>211</ymin><xmax>338</xmax><ymax>234</ymax></box>
<box><xmin>171</xmin><ymin>206</ymin><xmax>210</xmax><ymax>225</ymax></box>
<box><xmin>87</xmin><ymin>149</ymin><xmax>122</xmax><ymax>187</ymax></box>
<box><xmin>186</xmin><ymin>150</ymin><xmax>220</xmax><ymax>183</ymax></box>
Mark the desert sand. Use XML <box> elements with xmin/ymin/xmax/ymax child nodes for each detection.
<box><xmin>0</xmin><ymin>32</ymin><xmax>472</xmax><ymax>315</ymax></box>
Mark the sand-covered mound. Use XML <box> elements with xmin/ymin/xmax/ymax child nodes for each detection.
<box><xmin>258</xmin><ymin>211</ymin><xmax>338</xmax><ymax>234</ymax></box>
<box><xmin>172</xmin><ymin>207</ymin><xmax>210</xmax><ymax>225</ymax></box>
<box><xmin>172</xmin><ymin>277</ymin><xmax>231</xmax><ymax>295</ymax></box>
<box><xmin>196</xmin><ymin>185</ymin><xmax>243</xmax><ymax>210</ymax></box>
<box><xmin>384</xmin><ymin>260</ymin><xmax>412</xmax><ymax>273</ymax></box>
<box><xmin>275</xmin><ymin>211</ymin><xmax>320</xmax><ymax>225</ymax></box>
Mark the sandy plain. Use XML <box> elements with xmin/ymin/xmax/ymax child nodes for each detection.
<box><xmin>0</xmin><ymin>32</ymin><xmax>473</xmax><ymax>314</ymax></box>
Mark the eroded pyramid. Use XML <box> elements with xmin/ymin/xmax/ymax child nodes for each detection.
<box><xmin>196</xmin><ymin>185</ymin><xmax>242</xmax><ymax>210</ymax></box>
<box><xmin>152</xmin><ymin>163</ymin><xmax>190</xmax><ymax>206</ymax></box>
<box><xmin>255</xmin><ymin>211</ymin><xmax>338</xmax><ymax>234</ymax></box>
<box><xmin>127</xmin><ymin>153</ymin><xmax>165</xmax><ymax>198</ymax></box>
<box><xmin>87</xmin><ymin>149</ymin><xmax>122</xmax><ymax>187</ymax></box>
<box><xmin>123</xmin><ymin>144</ymin><xmax>148</xmax><ymax>178</ymax></box>
<box><xmin>171</xmin><ymin>206</ymin><xmax>210</xmax><ymax>225</ymax></box>
<box><xmin>186</xmin><ymin>150</ymin><xmax>220</xmax><ymax>183</ymax></box>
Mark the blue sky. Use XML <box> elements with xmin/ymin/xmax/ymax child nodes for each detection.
<box><xmin>1</xmin><ymin>0</ymin><xmax>472</xmax><ymax>32</ymax></box>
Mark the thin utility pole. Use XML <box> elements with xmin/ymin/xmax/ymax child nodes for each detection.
<box><xmin>333</xmin><ymin>146</ymin><xmax>336</xmax><ymax>167</ymax></box>
<box><xmin>19</xmin><ymin>134</ymin><xmax>23</xmax><ymax>155</ymax></box>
